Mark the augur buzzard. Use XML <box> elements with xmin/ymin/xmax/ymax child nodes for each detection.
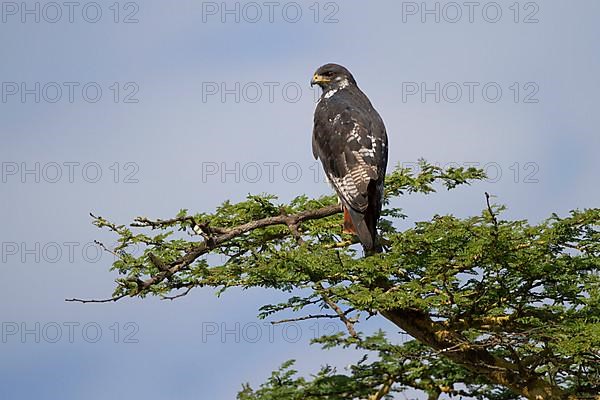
<box><xmin>311</xmin><ymin>63</ymin><xmax>388</xmax><ymax>253</ymax></box>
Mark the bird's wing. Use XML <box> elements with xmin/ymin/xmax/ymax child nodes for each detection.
<box><xmin>313</xmin><ymin>103</ymin><xmax>386</xmax><ymax>213</ymax></box>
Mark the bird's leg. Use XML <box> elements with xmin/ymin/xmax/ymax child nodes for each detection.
<box><xmin>342</xmin><ymin>207</ymin><xmax>357</xmax><ymax>235</ymax></box>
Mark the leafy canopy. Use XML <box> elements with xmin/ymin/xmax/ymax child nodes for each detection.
<box><xmin>79</xmin><ymin>161</ymin><xmax>599</xmax><ymax>400</ymax></box>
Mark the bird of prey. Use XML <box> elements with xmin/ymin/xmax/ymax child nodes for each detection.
<box><xmin>311</xmin><ymin>63</ymin><xmax>388</xmax><ymax>253</ymax></box>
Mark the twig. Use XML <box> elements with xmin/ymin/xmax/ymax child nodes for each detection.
<box><xmin>65</xmin><ymin>294</ymin><xmax>128</xmax><ymax>304</ymax></box>
<box><xmin>94</xmin><ymin>240</ymin><xmax>121</xmax><ymax>259</ymax></box>
<box><xmin>315</xmin><ymin>282</ymin><xmax>358</xmax><ymax>338</ymax></box>
<box><xmin>485</xmin><ymin>192</ymin><xmax>498</xmax><ymax>229</ymax></box>
<box><xmin>132</xmin><ymin>215</ymin><xmax>197</xmax><ymax>228</ymax></box>
<box><xmin>325</xmin><ymin>239</ymin><xmax>356</xmax><ymax>249</ymax></box>
<box><xmin>271</xmin><ymin>314</ymin><xmax>340</xmax><ymax>325</ymax></box>
<box><xmin>161</xmin><ymin>287</ymin><xmax>193</xmax><ymax>301</ymax></box>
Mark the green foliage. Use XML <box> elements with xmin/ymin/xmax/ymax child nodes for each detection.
<box><xmin>87</xmin><ymin>161</ymin><xmax>599</xmax><ymax>399</ymax></box>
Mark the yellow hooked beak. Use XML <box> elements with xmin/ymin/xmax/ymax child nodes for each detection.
<box><xmin>311</xmin><ymin>74</ymin><xmax>330</xmax><ymax>86</ymax></box>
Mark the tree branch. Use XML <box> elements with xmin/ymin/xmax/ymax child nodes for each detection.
<box><xmin>380</xmin><ymin>308</ymin><xmax>567</xmax><ymax>400</ymax></box>
<box><xmin>315</xmin><ymin>282</ymin><xmax>358</xmax><ymax>338</ymax></box>
<box><xmin>369</xmin><ymin>375</ymin><xmax>395</xmax><ymax>400</ymax></box>
<box><xmin>76</xmin><ymin>204</ymin><xmax>342</xmax><ymax>300</ymax></box>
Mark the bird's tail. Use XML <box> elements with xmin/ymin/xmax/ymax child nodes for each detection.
<box><xmin>344</xmin><ymin>206</ymin><xmax>381</xmax><ymax>255</ymax></box>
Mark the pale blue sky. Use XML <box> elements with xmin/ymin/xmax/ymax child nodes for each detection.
<box><xmin>1</xmin><ymin>1</ymin><xmax>599</xmax><ymax>399</ymax></box>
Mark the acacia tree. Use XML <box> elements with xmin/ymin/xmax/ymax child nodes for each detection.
<box><xmin>69</xmin><ymin>162</ymin><xmax>599</xmax><ymax>400</ymax></box>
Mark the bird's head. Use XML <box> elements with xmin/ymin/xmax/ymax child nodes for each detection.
<box><xmin>311</xmin><ymin>63</ymin><xmax>357</xmax><ymax>91</ymax></box>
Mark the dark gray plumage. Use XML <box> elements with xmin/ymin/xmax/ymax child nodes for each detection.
<box><xmin>311</xmin><ymin>63</ymin><xmax>388</xmax><ymax>253</ymax></box>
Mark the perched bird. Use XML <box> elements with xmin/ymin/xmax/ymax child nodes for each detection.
<box><xmin>311</xmin><ymin>63</ymin><xmax>388</xmax><ymax>253</ymax></box>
